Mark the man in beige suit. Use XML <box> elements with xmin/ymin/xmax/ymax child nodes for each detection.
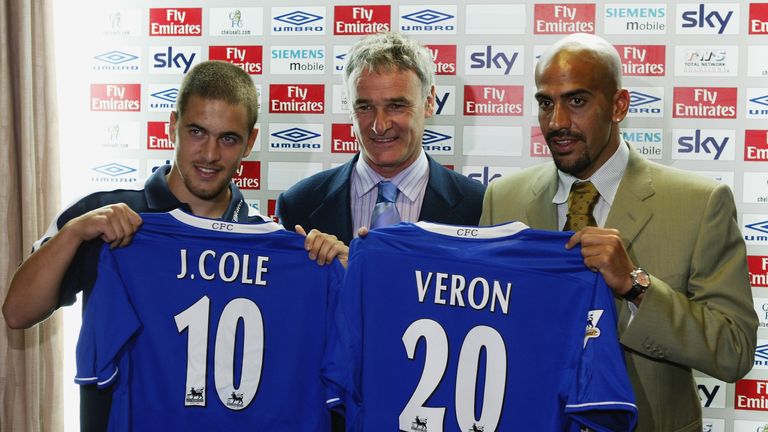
<box><xmin>481</xmin><ymin>33</ymin><xmax>757</xmax><ymax>431</ymax></box>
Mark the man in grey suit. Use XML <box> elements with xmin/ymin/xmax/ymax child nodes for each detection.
<box><xmin>277</xmin><ymin>32</ymin><xmax>485</xmax><ymax>246</ymax></box>
<box><xmin>481</xmin><ymin>33</ymin><xmax>757</xmax><ymax>431</ymax></box>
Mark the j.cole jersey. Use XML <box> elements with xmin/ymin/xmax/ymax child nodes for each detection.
<box><xmin>75</xmin><ymin>209</ymin><xmax>344</xmax><ymax>432</ymax></box>
<box><xmin>324</xmin><ymin>221</ymin><xmax>638</xmax><ymax>432</ymax></box>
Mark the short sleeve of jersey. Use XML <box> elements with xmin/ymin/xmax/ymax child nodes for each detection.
<box><xmin>75</xmin><ymin>246</ymin><xmax>141</xmax><ymax>388</ymax></box>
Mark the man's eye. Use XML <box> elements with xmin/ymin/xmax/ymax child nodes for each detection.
<box><xmin>571</xmin><ymin>98</ymin><xmax>586</xmax><ymax>107</ymax></box>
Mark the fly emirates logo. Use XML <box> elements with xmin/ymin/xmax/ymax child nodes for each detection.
<box><xmin>334</xmin><ymin>6</ymin><xmax>390</xmax><ymax>35</ymax></box>
<box><xmin>149</xmin><ymin>8</ymin><xmax>202</xmax><ymax>36</ymax></box>
<box><xmin>673</xmin><ymin>87</ymin><xmax>737</xmax><ymax>119</ymax></box>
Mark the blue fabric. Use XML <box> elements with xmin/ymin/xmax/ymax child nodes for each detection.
<box><xmin>76</xmin><ymin>211</ymin><xmax>343</xmax><ymax>431</ymax></box>
<box><xmin>325</xmin><ymin>222</ymin><xmax>638</xmax><ymax>432</ymax></box>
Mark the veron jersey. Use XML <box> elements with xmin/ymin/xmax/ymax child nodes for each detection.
<box><xmin>75</xmin><ymin>209</ymin><xmax>344</xmax><ymax>431</ymax></box>
<box><xmin>325</xmin><ymin>222</ymin><xmax>638</xmax><ymax>432</ymax></box>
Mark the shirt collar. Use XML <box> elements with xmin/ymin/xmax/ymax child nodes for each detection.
<box><xmin>144</xmin><ymin>164</ymin><xmax>249</xmax><ymax>222</ymax></box>
<box><xmin>553</xmin><ymin>139</ymin><xmax>630</xmax><ymax>205</ymax></box>
<box><xmin>352</xmin><ymin>150</ymin><xmax>429</xmax><ymax>203</ymax></box>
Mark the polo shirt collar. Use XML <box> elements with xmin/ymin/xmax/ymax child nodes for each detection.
<box><xmin>144</xmin><ymin>164</ymin><xmax>249</xmax><ymax>222</ymax></box>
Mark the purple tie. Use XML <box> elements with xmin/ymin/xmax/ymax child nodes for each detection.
<box><xmin>370</xmin><ymin>181</ymin><xmax>401</xmax><ymax>229</ymax></box>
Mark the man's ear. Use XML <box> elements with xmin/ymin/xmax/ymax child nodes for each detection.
<box><xmin>169</xmin><ymin>111</ymin><xmax>179</xmax><ymax>143</ymax></box>
<box><xmin>612</xmin><ymin>89</ymin><xmax>630</xmax><ymax>123</ymax></box>
<box><xmin>424</xmin><ymin>85</ymin><xmax>437</xmax><ymax>118</ymax></box>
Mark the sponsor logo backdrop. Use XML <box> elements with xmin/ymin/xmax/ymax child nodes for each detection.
<box><xmin>60</xmin><ymin>1</ymin><xmax>768</xmax><ymax>429</ymax></box>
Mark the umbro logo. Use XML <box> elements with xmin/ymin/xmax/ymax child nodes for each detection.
<box><xmin>93</xmin><ymin>163</ymin><xmax>136</xmax><ymax>177</ymax></box>
<box><xmin>94</xmin><ymin>50</ymin><xmax>138</xmax><ymax>65</ymax></box>
<box><xmin>271</xmin><ymin>127</ymin><xmax>321</xmax><ymax>142</ymax></box>
<box><xmin>747</xmin><ymin>220</ymin><xmax>768</xmax><ymax>235</ymax></box>
<box><xmin>274</xmin><ymin>11</ymin><xmax>322</xmax><ymax>26</ymax></box>
<box><xmin>422</xmin><ymin>129</ymin><xmax>452</xmax><ymax>145</ymax></box>
<box><xmin>629</xmin><ymin>91</ymin><xmax>661</xmax><ymax>107</ymax></box>
<box><xmin>402</xmin><ymin>9</ymin><xmax>453</xmax><ymax>25</ymax></box>
<box><xmin>750</xmin><ymin>94</ymin><xmax>768</xmax><ymax>107</ymax></box>
<box><xmin>151</xmin><ymin>88</ymin><xmax>179</xmax><ymax>103</ymax></box>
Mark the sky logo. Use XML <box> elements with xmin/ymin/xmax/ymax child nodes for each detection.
<box><xmin>422</xmin><ymin>129</ymin><xmax>451</xmax><ymax>145</ymax></box>
<box><xmin>94</xmin><ymin>50</ymin><xmax>138</xmax><ymax>64</ymax></box>
<box><xmin>274</xmin><ymin>11</ymin><xmax>322</xmax><ymax>26</ymax></box>
<box><xmin>92</xmin><ymin>163</ymin><xmax>136</xmax><ymax>177</ymax></box>
<box><xmin>402</xmin><ymin>9</ymin><xmax>453</xmax><ymax>25</ymax></box>
<box><xmin>151</xmin><ymin>88</ymin><xmax>178</xmax><ymax>103</ymax></box>
<box><xmin>271</xmin><ymin>127</ymin><xmax>321</xmax><ymax>142</ymax></box>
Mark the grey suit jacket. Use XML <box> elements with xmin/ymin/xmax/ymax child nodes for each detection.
<box><xmin>481</xmin><ymin>147</ymin><xmax>757</xmax><ymax>432</ymax></box>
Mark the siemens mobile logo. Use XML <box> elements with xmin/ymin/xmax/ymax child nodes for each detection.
<box><xmin>615</xmin><ymin>45</ymin><xmax>665</xmax><ymax>76</ymax></box>
<box><xmin>673</xmin><ymin>129</ymin><xmax>734</xmax><ymax>161</ymax></box>
<box><xmin>271</xmin><ymin>8</ymin><xmax>326</xmax><ymax>34</ymax></box>
<box><xmin>465</xmin><ymin>45</ymin><xmax>523</xmax><ymax>75</ymax></box>
<box><xmin>422</xmin><ymin>126</ymin><xmax>454</xmax><ymax>155</ymax></box>
<box><xmin>534</xmin><ymin>4</ymin><xmax>596</xmax><ymax>34</ymax></box>
<box><xmin>603</xmin><ymin>4</ymin><xmax>666</xmax><ymax>34</ymax></box>
<box><xmin>399</xmin><ymin>6</ymin><xmax>456</xmax><ymax>34</ymax></box>
<box><xmin>149</xmin><ymin>8</ymin><xmax>202</xmax><ymax>36</ymax></box>
<box><xmin>621</xmin><ymin>128</ymin><xmax>663</xmax><ymax>159</ymax></box>
<box><xmin>334</xmin><ymin>5</ymin><xmax>391</xmax><ymax>35</ymax></box>
<box><xmin>269</xmin><ymin>124</ymin><xmax>323</xmax><ymax>152</ymax></box>
<box><xmin>270</xmin><ymin>46</ymin><xmax>325</xmax><ymax>75</ymax></box>
<box><xmin>147</xmin><ymin>85</ymin><xmax>178</xmax><ymax>112</ymax></box>
<box><xmin>209</xmin><ymin>46</ymin><xmax>262</xmax><ymax>74</ymax></box>
<box><xmin>150</xmin><ymin>46</ymin><xmax>200</xmax><ymax>74</ymax></box>
<box><xmin>676</xmin><ymin>3</ymin><xmax>738</xmax><ymax>35</ymax></box>
<box><xmin>673</xmin><ymin>87</ymin><xmax>737</xmax><ymax>119</ymax></box>
<box><xmin>92</xmin><ymin>49</ymin><xmax>140</xmax><ymax>72</ymax></box>
<box><xmin>628</xmin><ymin>88</ymin><xmax>664</xmax><ymax>117</ymax></box>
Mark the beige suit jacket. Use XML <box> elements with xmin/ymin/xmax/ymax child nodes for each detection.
<box><xmin>480</xmin><ymin>147</ymin><xmax>757</xmax><ymax>432</ymax></box>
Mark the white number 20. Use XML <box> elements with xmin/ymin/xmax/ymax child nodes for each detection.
<box><xmin>399</xmin><ymin>319</ymin><xmax>507</xmax><ymax>432</ymax></box>
<box><xmin>174</xmin><ymin>296</ymin><xmax>264</xmax><ymax>410</ymax></box>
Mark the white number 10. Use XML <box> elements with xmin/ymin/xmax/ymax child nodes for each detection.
<box><xmin>399</xmin><ymin>319</ymin><xmax>507</xmax><ymax>432</ymax></box>
<box><xmin>174</xmin><ymin>296</ymin><xmax>264</xmax><ymax>410</ymax></box>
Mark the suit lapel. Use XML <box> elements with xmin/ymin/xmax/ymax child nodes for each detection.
<box><xmin>419</xmin><ymin>155</ymin><xmax>461</xmax><ymax>222</ymax></box>
<box><xmin>308</xmin><ymin>157</ymin><xmax>356</xmax><ymax>244</ymax></box>
<box><xmin>604</xmin><ymin>149</ymin><xmax>655</xmax><ymax>248</ymax></box>
<box><xmin>526</xmin><ymin>165</ymin><xmax>559</xmax><ymax>230</ymax></box>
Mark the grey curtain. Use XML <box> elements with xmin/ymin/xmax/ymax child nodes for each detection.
<box><xmin>1</xmin><ymin>0</ymin><xmax>63</xmax><ymax>430</ymax></box>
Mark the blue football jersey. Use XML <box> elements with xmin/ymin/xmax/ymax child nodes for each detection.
<box><xmin>325</xmin><ymin>222</ymin><xmax>637</xmax><ymax>432</ymax></box>
<box><xmin>75</xmin><ymin>209</ymin><xmax>344</xmax><ymax>431</ymax></box>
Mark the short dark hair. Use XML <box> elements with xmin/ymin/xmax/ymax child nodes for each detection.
<box><xmin>175</xmin><ymin>61</ymin><xmax>258</xmax><ymax>130</ymax></box>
